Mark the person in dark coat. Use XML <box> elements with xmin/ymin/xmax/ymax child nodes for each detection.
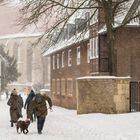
<box><xmin>27</xmin><ymin>93</ymin><xmax>52</xmax><ymax>134</ymax></box>
<box><xmin>24</xmin><ymin>89</ymin><xmax>36</xmax><ymax>122</ymax></box>
<box><xmin>7</xmin><ymin>89</ymin><xmax>21</xmax><ymax>127</ymax></box>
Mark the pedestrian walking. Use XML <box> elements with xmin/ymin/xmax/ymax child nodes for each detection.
<box><xmin>24</xmin><ymin>89</ymin><xmax>36</xmax><ymax>122</ymax></box>
<box><xmin>7</xmin><ymin>88</ymin><xmax>21</xmax><ymax>127</ymax></box>
<box><xmin>27</xmin><ymin>93</ymin><xmax>52</xmax><ymax>134</ymax></box>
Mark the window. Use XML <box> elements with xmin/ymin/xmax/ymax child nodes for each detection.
<box><xmin>68</xmin><ymin>49</ymin><xmax>72</xmax><ymax>67</ymax></box>
<box><xmin>90</xmin><ymin>39</ymin><xmax>94</xmax><ymax>59</ymax></box>
<box><xmin>61</xmin><ymin>79</ymin><xmax>66</xmax><ymax>96</ymax></box>
<box><xmin>52</xmin><ymin>79</ymin><xmax>56</xmax><ymax>94</ymax></box>
<box><xmin>52</xmin><ymin>55</ymin><xmax>55</xmax><ymax>70</ymax></box>
<box><xmin>95</xmin><ymin>37</ymin><xmax>98</xmax><ymax>58</ymax></box>
<box><xmin>61</xmin><ymin>51</ymin><xmax>65</xmax><ymax>68</ymax></box>
<box><xmin>67</xmin><ymin>78</ymin><xmax>73</xmax><ymax>96</ymax></box>
<box><xmin>57</xmin><ymin>54</ymin><xmax>59</xmax><ymax>69</ymax></box>
<box><xmin>77</xmin><ymin>46</ymin><xmax>81</xmax><ymax>65</ymax></box>
<box><xmin>87</xmin><ymin>43</ymin><xmax>90</xmax><ymax>63</ymax></box>
<box><xmin>56</xmin><ymin>79</ymin><xmax>60</xmax><ymax>94</ymax></box>
<box><xmin>90</xmin><ymin>37</ymin><xmax>98</xmax><ymax>59</ymax></box>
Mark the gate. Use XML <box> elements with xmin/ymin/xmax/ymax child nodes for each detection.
<box><xmin>130</xmin><ymin>81</ymin><xmax>140</xmax><ymax>112</ymax></box>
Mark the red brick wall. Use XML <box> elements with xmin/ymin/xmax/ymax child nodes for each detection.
<box><xmin>98</xmin><ymin>27</ymin><xmax>140</xmax><ymax>79</ymax></box>
<box><xmin>51</xmin><ymin>40</ymin><xmax>91</xmax><ymax>109</ymax></box>
<box><xmin>115</xmin><ymin>27</ymin><xmax>140</xmax><ymax>80</ymax></box>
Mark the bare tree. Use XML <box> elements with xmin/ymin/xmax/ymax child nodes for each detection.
<box><xmin>17</xmin><ymin>0</ymin><xmax>140</xmax><ymax>75</ymax></box>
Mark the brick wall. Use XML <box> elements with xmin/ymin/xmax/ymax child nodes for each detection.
<box><xmin>116</xmin><ymin>27</ymin><xmax>140</xmax><ymax>80</ymax></box>
<box><xmin>51</xmin><ymin>40</ymin><xmax>91</xmax><ymax>109</ymax></box>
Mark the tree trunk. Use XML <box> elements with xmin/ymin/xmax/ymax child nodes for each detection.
<box><xmin>103</xmin><ymin>2</ymin><xmax>117</xmax><ymax>76</ymax></box>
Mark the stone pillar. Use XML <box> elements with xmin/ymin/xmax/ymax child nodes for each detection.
<box><xmin>17</xmin><ymin>40</ymin><xmax>28</xmax><ymax>83</ymax></box>
<box><xmin>77</xmin><ymin>76</ymin><xmax>130</xmax><ymax>114</ymax></box>
<box><xmin>32</xmin><ymin>48</ymin><xmax>44</xmax><ymax>86</ymax></box>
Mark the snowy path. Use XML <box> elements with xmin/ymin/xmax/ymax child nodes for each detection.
<box><xmin>1</xmin><ymin>95</ymin><xmax>140</xmax><ymax>140</ymax></box>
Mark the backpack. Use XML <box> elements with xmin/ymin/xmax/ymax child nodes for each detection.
<box><xmin>35</xmin><ymin>94</ymin><xmax>43</xmax><ymax>103</ymax></box>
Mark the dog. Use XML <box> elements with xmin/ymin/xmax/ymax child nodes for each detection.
<box><xmin>16</xmin><ymin>119</ymin><xmax>30</xmax><ymax>134</ymax></box>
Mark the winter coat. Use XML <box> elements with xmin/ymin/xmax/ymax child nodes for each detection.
<box><xmin>27</xmin><ymin>93</ymin><xmax>52</xmax><ymax>118</ymax></box>
<box><xmin>7</xmin><ymin>94</ymin><xmax>21</xmax><ymax>123</ymax></box>
<box><xmin>24</xmin><ymin>90</ymin><xmax>35</xmax><ymax>110</ymax></box>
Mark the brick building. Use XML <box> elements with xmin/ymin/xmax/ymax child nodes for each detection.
<box><xmin>44</xmin><ymin>9</ymin><xmax>99</xmax><ymax>109</ymax></box>
<box><xmin>44</xmin><ymin>1</ymin><xmax>140</xmax><ymax>109</ymax></box>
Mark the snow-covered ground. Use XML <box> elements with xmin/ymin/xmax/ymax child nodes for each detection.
<box><xmin>0</xmin><ymin>94</ymin><xmax>140</xmax><ymax>140</ymax></box>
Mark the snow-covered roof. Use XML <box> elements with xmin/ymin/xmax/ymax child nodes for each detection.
<box><xmin>114</xmin><ymin>0</ymin><xmax>134</xmax><ymax>24</ymax></box>
<box><xmin>98</xmin><ymin>0</ymin><xmax>140</xmax><ymax>34</ymax></box>
<box><xmin>0</xmin><ymin>32</ymin><xmax>43</xmax><ymax>40</ymax></box>
<box><xmin>98</xmin><ymin>21</ymin><xmax>140</xmax><ymax>34</ymax></box>
<box><xmin>68</xmin><ymin>9</ymin><xmax>87</xmax><ymax>24</ymax></box>
<box><xmin>43</xmin><ymin>30</ymin><xmax>89</xmax><ymax>56</ymax></box>
<box><xmin>77</xmin><ymin>76</ymin><xmax>131</xmax><ymax>80</ymax></box>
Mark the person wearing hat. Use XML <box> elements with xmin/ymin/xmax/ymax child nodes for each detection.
<box><xmin>24</xmin><ymin>89</ymin><xmax>36</xmax><ymax>122</ymax></box>
<box><xmin>27</xmin><ymin>92</ymin><xmax>52</xmax><ymax>134</ymax></box>
<box><xmin>7</xmin><ymin>88</ymin><xmax>21</xmax><ymax>127</ymax></box>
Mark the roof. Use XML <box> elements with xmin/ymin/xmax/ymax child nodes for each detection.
<box><xmin>0</xmin><ymin>32</ymin><xmax>43</xmax><ymax>40</ymax></box>
<box><xmin>98</xmin><ymin>0</ymin><xmax>140</xmax><ymax>34</ymax></box>
<box><xmin>43</xmin><ymin>30</ymin><xmax>89</xmax><ymax>56</ymax></box>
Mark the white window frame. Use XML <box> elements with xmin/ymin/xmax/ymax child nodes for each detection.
<box><xmin>77</xmin><ymin>46</ymin><xmax>81</xmax><ymax>65</ymax></box>
<box><xmin>57</xmin><ymin>54</ymin><xmax>59</xmax><ymax>69</ymax></box>
<box><xmin>68</xmin><ymin>49</ymin><xmax>72</xmax><ymax>67</ymax></box>
<box><xmin>87</xmin><ymin>43</ymin><xmax>90</xmax><ymax>63</ymax></box>
<box><xmin>90</xmin><ymin>38</ymin><xmax>94</xmax><ymax>59</ymax></box>
<box><xmin>95</xmin><ymin>37</ymin><xmax>98</xmax><ymax>58</ymax></box>
<box><xmin>90</xmin><ymin>37</ymin><xmax>98</xmax><ymax>59</ymax></box>
<box><xmin>52</xmin><ymin>55</ymin><xmax>55</xmax><ymax>70</ymax></box>
<box><xmin>61</xmin><ymin>51</ymin><xmax>65</xmax><ymax>68</ymax></box>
